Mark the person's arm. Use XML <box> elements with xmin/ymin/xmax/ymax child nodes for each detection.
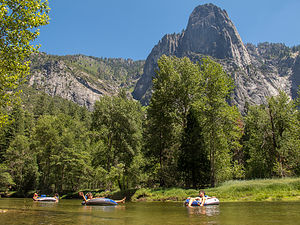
<box><xmin>79</xmin><ymin>192</ymin><xmax>88</xmax><ymax>203</ymax></box>
<box><xmin>200</xmin><ymin>196</ymin><xmax>205</xmax><ymax>206</ymax></box>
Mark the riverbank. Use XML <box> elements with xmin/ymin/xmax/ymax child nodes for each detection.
<box><xmin>130</xmin><ymin>177</ymin><xmax>300</xmax><ymax>202</ymax></box>
<box><xmin>3</xmin><ymin>177</ymin><xmax>300</xmax><ymax>202</ymax></box>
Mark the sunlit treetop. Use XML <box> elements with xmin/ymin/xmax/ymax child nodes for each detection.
<box><xmin>0</xmin><ymin>0</ymin><xmax>50</xmax><ymax>126</ymax></box>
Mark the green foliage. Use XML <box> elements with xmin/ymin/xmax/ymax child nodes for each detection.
<box><xmin>145</xmin><ymin>55</ymin><xmax>203</xmax><ymax>187</ymax></box>
<box><xmin>193</xmin><ymin>57</ymin><xmax>243</xmax><ymax>186</ymax></box>
<box><xmin>5</xmin><ymin>135</ymin><xmax>38</xmax><ymax>193</ymax></box>
<box><xmin>131</xmin><ymin>178</ymin><xmax>300</xmax><ymax>202</ymax></box>
<box><xmin>0</xmin><ymin>51</ymin><xmax>299</xmax><ymax>196</ymax></box>
<box><xmin>33</xmin><ymin>114</ymin><xmax>91</xmax><ymax>192</ymax></box>
<box><xmin>145</xmin><ymin>55</ymin><xmax>243</xmax><ymax>188</ymax></box>
<box><xmin>0</xmin><ymin>87</ymin><xmax>92</xmax><ymax>194</ymax></box>
<box><xmin>131</xmin><ymin>187</ymin><xmax>198</xmax><ymax>202</ymax></box>
<box><xmin>208</xmin><ymin>178</ymin><xmax>300</xmax><ymax>202</ymax></box>
<box><xmin>20</xmin><ymin>86</ymin><xmax>91</xmax><ymax>123</ymax></box>
<box><xmin>91</xmin><ymin>90</ymin><xmax>144</xmax><ymax>190</ymax></box>
<box><xmin>68</xmin><ymin>55</ymin><xmax>144</xmax><ymax>85</ymax></box>
<box><xmin>0</xmin><ymin>86</ymin><xmax>147</xmax><ymax>194</ymax></box>
<box><xmin>0</xmin><ymin>163</ymin><xmax>15</xmax><ymax>191</ymax></box>
<box><xmin>178</xmin><ymin>109</ymin><xmax>210</xmax><ymax>188</ymax></box>
<box><xmin>0</xmin><ymin>103</ymin><xmax>34</xmax><ymax>161</ymax></box>
<box><xmin>0</xmin><ymin>0</ymin><xmax>49</xmax><ymax>126</ymax></box>
<box><xmin>244</xmin><ymin>91</ymin><xmax>300</xmax><ymax>178</ymax></box>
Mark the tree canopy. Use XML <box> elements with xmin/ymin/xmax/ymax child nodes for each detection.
<box><xmin>144</xmin><ymin>55</ymin><xmax>243</xmax><ymax>187</ymax></box>
<box><xmin>0</xmin><ymin>0</ymin><xmax>49</xmax><ymax>126</ymax></box>
<box><xmin>0</xmin><ymin>55</ymin><xmax>299</xmax><ymax>194</ymax></box>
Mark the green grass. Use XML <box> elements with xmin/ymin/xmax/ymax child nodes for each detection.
<box><xmin>130</xmin><ymin>178</ymin><xmax>300</xmax><ymax>202</ymax></box>
<box><xmin>131</xmin><ymin>188</ymin><xmax>198</xmax><ymax>202</ymax></box>
<box><xmin>208</xmin><ymin>178</ymin><xmax>300</xmax><ymax>202</ymax></box>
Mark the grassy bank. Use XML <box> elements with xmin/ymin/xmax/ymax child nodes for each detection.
<box><xmin>130</xmin><ymin>177</ymin><xmax>300</xmax><ymax>202</ymax></box>
<box><xmin>4</xmin><ymin>178</ymin><xmax>300</xmax><ymax>202</ymax></box>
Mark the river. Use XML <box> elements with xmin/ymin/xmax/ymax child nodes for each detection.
<box><xmin>0</xmin><ymin>198</ymin><xmax>300</xmax><ymax>224</ymax></box>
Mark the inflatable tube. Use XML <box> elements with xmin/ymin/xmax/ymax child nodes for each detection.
<box><xmin>35</xmin><ymin>197</ymin><xmax>58</xmax><ymax>202</ymax></box>
<box><xmin>185</xmin><ymin>197</ymin><xmax>220</xmax><ymax>206</ymax></box>
<box><xmin>82</xmin><ymin>198</ymin><xmax>118</xmax><ymax>206</ymax></box>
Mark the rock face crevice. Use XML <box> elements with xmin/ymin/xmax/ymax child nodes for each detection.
<box><xmin>133</xmin><ymin>3</ymin><xmax>300</xmax><ymax>110</ymax></box>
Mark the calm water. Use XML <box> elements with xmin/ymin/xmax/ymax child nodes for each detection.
<box><xmin>0</xmin><ymin>198</ymin><xmax>300</xmax><ymax>224</ymax></box>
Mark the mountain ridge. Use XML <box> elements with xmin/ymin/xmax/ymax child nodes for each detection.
<box><xmin>132</xmin><ymin>3</ymin><xmax>300</xmax><ymax>110</ymax></box>
<box><xmin>29</xmin><ymin>53</ymin><xmax>145</xmax><ymax>110</ymax></box>
<box><xmin>27</xmin><ymin>4</ymin><xmax>300</xmax><ymax>111</ymax></box>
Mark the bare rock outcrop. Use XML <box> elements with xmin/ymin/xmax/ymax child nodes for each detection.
<box><xmin>178</xmin><ymin>4</ymin><xmax>251</xmax><ymax>67</ymax></box>
<box><xmin>132</xmin><ymin>33</ymin><xmax>183</xmax><ymax>103</ymax></box>
<box><xmin>29</xmin><ymin>60</ymin><xmax>103</xmax><ymax>109</ymax></box>
<box><xmin>29</xmin><ymin>54</ymin><xmax>144</xmax><ymax>110</ymax></box>
<box><xmin>132</xmin><ymin>4</ymin><xmax>300</xmax><ymax>111</ymax></box>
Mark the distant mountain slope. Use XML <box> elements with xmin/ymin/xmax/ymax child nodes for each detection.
<box><xmin>19</xmin><ymin>85</ymin><xmax>90</xmax><ymax>118</ymax></box>
<box><xmin>132</xmin><ymin>3</ymin><xmax>300</xmax><ymax>110</ymax></box>
<box><xmin>28</xmin><ymin>4</ymin><xmax>300</xmax><ymax>111</ymax></box>
<box><xmin>29</xmin><ymin>53</ymin><xmax>145</xmax><ymax>109</ymax></box>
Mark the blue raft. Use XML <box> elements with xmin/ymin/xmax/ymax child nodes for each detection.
<box><xmin>185</xmin><ymin>197</ymin><xmax>220</xmax><ymax>206</ymax></box>
<box><xmin>82</xmin><ymin>198</ymin><xmax>118</xmax><ymax>206</ymax></box>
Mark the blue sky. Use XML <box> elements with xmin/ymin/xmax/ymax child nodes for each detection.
<box><xmin>37</xmin><ymin>0</ymin><xmax>300</xmax><ymax>60</ymax></box>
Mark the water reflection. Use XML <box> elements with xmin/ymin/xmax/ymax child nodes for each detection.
<box><xmin>77</xmin><ymin>205</ymin><xmax>126</xmax><ymax>225</ymax></box>
<box><xmin>81</xmin><ymin>205</ymin><xmax>126</xmax><ymax>212</ymax></box>
<box><xmin>2</xmin><ymin>199</ymin><xmax>300</xmax><ymax>225</ymax></box>
<box><xmin>32</xmin><ymin>201</ymin><xmax>59</xmax><ymax>208</ymax></box>
<box><xmin>187</xmin><ymin>205</ymin><xmax>220</xmax><ymax>217</ymax></box>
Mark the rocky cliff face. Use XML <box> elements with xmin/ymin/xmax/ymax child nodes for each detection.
<box><xmin>133</xmin><ymin>33</ymin><xmax>183</xmax><ymax>103</ymax></box>
<box><xmin>29</xmin><ymin>53</ymin><xmax>144</xmax><ymax>110</ymax></box>
<box><xmin>29</xmin><ymin>59</ymin><xmax>101</xmax><ymax>109</ymax></box>
<box><xmin>178</xmin><ymin>4</ymin><xmax>251</xmax><ymax>66</ymax></box>
<box><xmin>291</xmin><ymin>54</ymin><xmax>300</xmax><ymax>98</ymax></box>
<box><xmin>133</xmin><ymin>3</ymin><xmax>300</xmax><ymax>110</ymax></box>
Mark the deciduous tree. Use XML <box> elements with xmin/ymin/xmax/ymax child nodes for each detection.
<box><xmin>91</xmin><ymin>90</ymin><xmax>144</xmax><ymax>190</ymax></box>
<box><xmin>0</xmin><ymin>0</ymin><xmax>49</xmax><ymax>126</ymax></box>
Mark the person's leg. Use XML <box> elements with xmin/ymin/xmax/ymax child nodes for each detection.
<box><xmin>115</xmin><ymin>197</ymin><xmax>126</xmax><ymax>203</ymax></box>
